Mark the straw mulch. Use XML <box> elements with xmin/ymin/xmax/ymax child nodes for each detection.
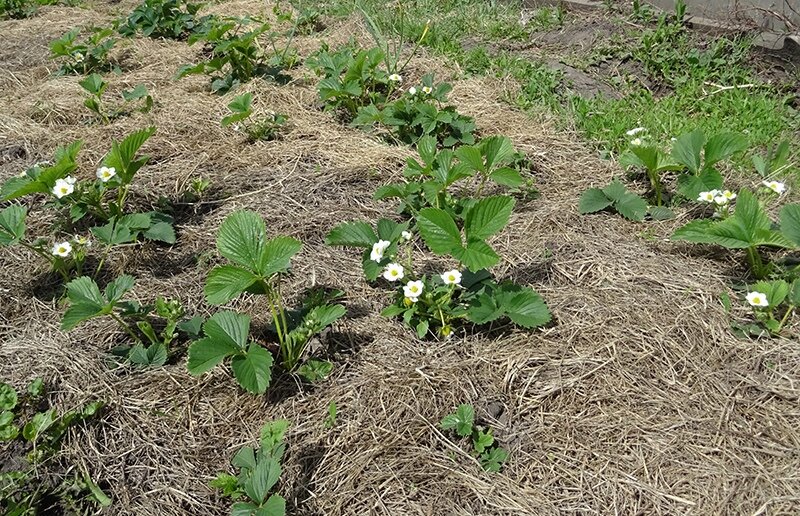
<box><xmin>1</xmin><ymin>1</ymin><xmax>798</xmax><ymax>515</ymax></box>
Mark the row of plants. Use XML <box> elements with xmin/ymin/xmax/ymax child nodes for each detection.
<box><xmin>1</xmin><ymin>10</ymin><xmax>553</xmax><ymax>514</ymax></box>
<box><xmin>580</xmin><ymin>127</ymin><xmax>798</xmax><ymax>337</ymax></box>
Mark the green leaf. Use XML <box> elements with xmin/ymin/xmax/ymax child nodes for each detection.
<box><xmin>122</xmin><ymin>84</ymin><xmax>149</xmax><ymax>102</ymax></box>
<box><xmin>416</xmin><ymin>135</ymin><xmax>437</xmax><ymax>164</ymax></box>
<box><xmin>142</xmin><ymin>220</ymin><xmax>176</xmax><ymax>244</ymax></box>
<box><xmin>27</xmin><ymin>378</ymin><xmax>44</xmax><ymax>398</ymax></box>
<box><xmin>259</xmin><ymin>236</ymin><xmax>302</xmax><ymax>278</ymax></box>
<box><xmin>205</xmin><ymin>265</ymin><xmax>261</xmax><ymax>305</ymax></box>
<box><xmin>671</xmin><ymin>219</ymin><xmax>718</xmax><ymax>243</ymax></box>
<box><xmin>245</xmin><ymin>457</ymin><xmax>281</xmax><ymax>504</ymax></box>
<box><xmin>601</xmin><ymin>179</ymin><xmax>628</xmax><ymax>203</ymax></box>
<box><xmin>91</xmin><ymin>219</ymin><xmax>136</xmax><ymax>245</ymax></box>
<box><xmin>217</xmin><ymin>211</ymin><xmax>268</xmax><ymax>271</ymax></box>
<box><xmin>231</xmin><ymin>344</ymin><xmax>274</xmax><ymax>394</ymax></box>
<box><xmin>464</xmin><ymin>196</ymin><xmax>515</xmax><ymax>241</ymax></box>
<box><xmin>677</xmin><ymin>168</ymin><xmax>723</xmax><ymax>200</ymax></box>
<box><xmin>417</xmin><ymin>208</ymin><xmax>461</xmax><ymax>254</ymax></box>
<box><xmin>296</xmin><ymin>359</ymin><xmax>333</xmax><ymax>383</ymax></box>
<box><xmin>260</xmin><ymin>419</ymin><xmax>290</xmax><ymax>452</ymax></box>
<box><xmin>232</xmin><ymin>502</ymin><xmax>261</xmax><ymax>516</ymax></box>
<box><xmin>103</xmin><ymin>127</ymin><xmax>156</xmax><ymax>184</ymax></box>
<box><xmin>648</xmin><ymin>206</ymin><xmax>675</xmax><ymax>220</ymax></box>
<box><xmin>0</xmin><ymin>205</ymin><xmax>27</xmax><ymax>246</ymax></box>
<box><xmin>415</xmin><ymin>319</ymin><xmax>429</xmax><ymax>339</ymax></box>
<box><xmin>258</xmin><ymin>495</ymin><xmax>286</xmax><ymax>516</ymax></box>
<box><xmin>790</xmin><ymin>279</ymin><xmax>800</xmax><ymax>306</ymax></box>
<box><xmin>614</xmin><ymin>192</ymin><xmax>648</xmax><ymax>222</ymax></box>
<box><xmin>78</xmin><ymin>73</ymin><xmax>106</xmax><ymax>95</ymax></box>
<box><xmin>578</xmin><ymin>188</ymin><xmax>613</xmax><ymax>214</ymax></box>
<box><xmin>187</xmin><ymin>311</ymin><xmax>250</xmax><ymax>374</ymax></box>
<box><xmin>779</xmin><ymin>204</ymin><xmax>800</xmax><ymax>247</ymax></box>
<box><xmin>105</xmin><ymin>274</ymin><xmax>135</xmax><ymax>303</ymax></box>
<box><xmin>325</xmin><ymin>221</ymin><xmax>377</xmax><ymax>248</ymax></box>
<box><xmin>455</xmin><ymin>145</ymin><xmax>484</xmax><ymax>172</ymax></box>
<box><xmin>376</xmin><ymin>218</ymin><xmax>408</xmax><ymax>242</ymax></box>
<box><xmin>0</xmin><ymin>411</ymin><xmax>18</xmax><ymax>441</ymax></box>
<box><xmin>0</xmin><ymin>383</ymin><xmax>18</xmax><ymax>411</ymax></box>
<box><xmin>23</xmin><ymin>410</ymin><xmax>55</xmax><ymax>441</ymax></box>
<box><xmin>481</xmin><ymin>136</ymin><xmax>515</xmax><ymax>170</ymax></box>
<box><xmin>62</xmin><ymin>277</ymin><xmax>108</xmax><ymax>331</ymax></box>
<box><xmin>228</xmin><ymin>92</ymin><xmax>253</xmax><ymax>113</ymax></box>
<box><xmin>452</xmin><ymin>239</ymin><xmax>500</xmax><ymax>272</ymax></box>
<box><xmin>497</xmin><ymin>285</ymin><xmax>551</xmax><ymax>328</ymax></box>
<box><xmin>473</xmin><ymin>429</ymin><xmax>494</xmax><ymax>453</ymax></box>
<box><xmin>466</xmin><ymin>293</ymin><xmax>504</xmax><ymax>324</ymax></box>
<box><xmin>704</xmin><ymin>132</ymin><xmax>748</xmax><ymax>167</ymax></box>
<box><xmin>489</xmin><ymin>167</ymin><xmax>523</xmax><ymax>188</ymax></box>
<box><xmin>232</xmin><ymin>446</ymin><xmax>257</xmax><ymax>470</ymax></box>
<box><xmin>671</xmin><ymin>128</ymin><xmax>705</xmax><ymax>174</ymax></box>
<box><xmin>440</xmin><ymin>404</ymin><xmax>474</xmax><ymax>437</ymax></box>
<box><xmin>479</xmin><ymin>447</ymin><xmax>508</xmax><ymax>472</ymax></box>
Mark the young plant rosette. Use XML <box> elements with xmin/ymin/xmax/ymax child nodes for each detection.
<box><xmin>189</xmin><ymin>210</ymin><xmax>345</xmax><ymax>393</ymax></box>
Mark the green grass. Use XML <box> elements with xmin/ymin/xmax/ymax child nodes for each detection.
<box><xmin>299</xmin><ymin>0</ymin><xmax>799</xmax><ymax>164</ymax></box>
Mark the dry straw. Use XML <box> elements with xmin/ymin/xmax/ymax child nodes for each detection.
<box><xmin>1</xmin><ymin>2</ymin><xmax>798</xmax><ymax>515</ymax></box>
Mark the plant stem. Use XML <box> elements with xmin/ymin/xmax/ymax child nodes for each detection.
<box><xmin>777</xmin><ymin>305</ymin><xmax>795</xmax><ymax>331</ymax></box>
<box><xmin>746</xmin><ymin>246</ymin><xmax>767</xmax><ymax>279</ymax></box>
<box><xmin>109</xmin><ymin>312</ymin><xmax>141</xmax><ymax>344</ymax></box>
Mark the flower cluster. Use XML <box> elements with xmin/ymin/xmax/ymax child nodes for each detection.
<box><xmin>697</xmin><ymin>189</ymin><xmax>736</xmax><ymax>205</ymax></box>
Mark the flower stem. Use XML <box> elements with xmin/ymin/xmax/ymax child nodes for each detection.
<box><xmin>109</xmin><ymin>312</ymin><xmax>141</xmax><ymax>344</ymax></box>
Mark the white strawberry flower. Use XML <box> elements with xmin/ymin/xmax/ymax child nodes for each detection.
<box><xmin>746</xmin><ymin>291</ymin><xmax>769</xmax><ymax>307</ymax></box>
<box><xmin>96</xmin><ymin>166</ymin><xmax>116</xmax><ymax>182</ymax></box>
<box><xmin>74</xmin><ymin>52</ymin><xmax>84</xmax><ymax>63</ymax></box>
<box><xmin>52</xmin><ymin>241</ymin><xmax>72</xmax><ymax>257</ymax></box>
<box><xmin>52</xmin><ymin>178</ymin><xmax>74</xmax><ymax>198</ymax></box>
<box><xmin>625</xmin><ymin>127</ymin><xmax>646</xmax><ymax>136</ymax></box>
<box><xmin>630</xmin><ymin>138</ymin><xmax>643</xmax><ymax>146</ymax></box>
<box><xmin>698</xmin><ymin>189</ymin><xmax>721</xmax><ymax>203</ymax></box>
<box><xmin>441</xmin><ymin>269</ymin><xmax>462</xmax><ymax>286</ymax></box>
<box><xmin>403</xmin><ymin>280</ymin><xmax>424</xmax><ymax>301</ymax></box>
<box><xmin>401</xmin><ymin>230</ymin><xmax>412</xmax><ymax>241</ymax></box>
<box><xmin>762</xmin><ymin>180</ymin><xmax>786</xmax><ymax>195</ymax></box>
<box><xmin>64</xmin><ymin>175</ymin><xmax>77</xmax><ymax>185</ymax></box>
<box><xmin>422</xmin><ymin>86</ymin><xmax>433</xmax><ymax>95</ymax></box>
<box><xmin>388</xmin><ymin>73</ymin><xmax>402</xmax><ymax>83</ymax></box>
<box><xmin>408</xmin><ymin>86</ymin><xmax>417</xmax><ymax>95</ymax></box>
<box><xmin>370</xmin><ymin>240</ymin><xmax>391</xmax><ymax>262</ymax></box>
<box><xmin>714</xmin><ymin>191</ymin><xmax>736</xmax><ymax>205</ymax></box>
<box><xmin>382</xmin><ymin>263</ymin><xmax>405</xmax><ymax>282</ymax></box>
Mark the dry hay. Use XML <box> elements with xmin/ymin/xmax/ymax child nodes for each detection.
<box><xmin>1</xmin><ymin>2</ymin><xmax>799</xmax><ymax>515</ymax></box>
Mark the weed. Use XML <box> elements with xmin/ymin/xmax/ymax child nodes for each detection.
<box><xmin>440</xmin><ymin>404</ymin><xmax>508</xmax><ymax>472</ymax></box>
<box><xmin>210</xmin><ymin>419</ymin><xmax>288</xmax><ymax>515</ymax></box>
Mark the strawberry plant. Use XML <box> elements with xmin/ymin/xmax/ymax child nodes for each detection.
<box><xmin>117</xmin><ymin>0</ymin><xmax>214</xmax><ymax>40</ymax></box>
<box><xmin>352</xmin><ymin>74</ymin><xmax>476</xmax><ymax>148</ymax></box>
<box><xmin>743</xmin><ymin>279</ymin><xmax>800</xmax><ymax>335</ymax></box>
<box><xmin>189</xmin><ymin>211</ymin><xmax>345</xmax><ymax>392</ymax></box>
<box><xmin>440</xmin><ymin>404</ymin><xmax>508</xmax><ymax>472</ymax></box>
<box><xmin>326</xmin><ymin>198</ymin><xmax>551</xmax><ymax>338</ymax></box>
<box><xmin>210</xmin><ymin>419</ymin><xmax>288</xmax><ymax>515</ymax></box>
<box><xmin>178</xmin><ymin>16</ymin><xmax>297</xmax><ymax>94</ymax></box>
<box><xmin>619</xmin><ymin>128</ymin><xmax>748</xmax><ymax>206</ymax></box>
<box><xmin>579</xmin><ymin>179</ymin><xmax>650</xmax><ymax>222</ymax></box>
<box><xmin>79</xmin><ymin>74</ymin><xmax>152</xmax><ymax>123</ymax></box>
<box><xmin>60</xmin><ymin>275</ymin><xmax>201</xmax><ymax>366</ymax></box>
<box><xmin>0</xmin><ymin>0</ymin><xmax>36</xmax><ymax>19</ymax></box>
<box><xmin>221</xmin><ymin>92</ymin><xmax>288</xmax><ymax>142</ymax></box>
<box><xmin>50</xmin><ymin>27</ymin><xmax>117</xmax><ymax>75</ymax></box>
<box><xmin>375</xmin><ymin>135</ymin><xmax>525</xmax><ymax>219</ymax></box>
<box><xmin>2</xmin><ymin>128</ymin><xmax>175</xmax><ymax>254</ymax></box>
<box><xmin>672</xmin><ymin>188</ymin><xmax>800</xmax><ymax>278</ymax></box>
